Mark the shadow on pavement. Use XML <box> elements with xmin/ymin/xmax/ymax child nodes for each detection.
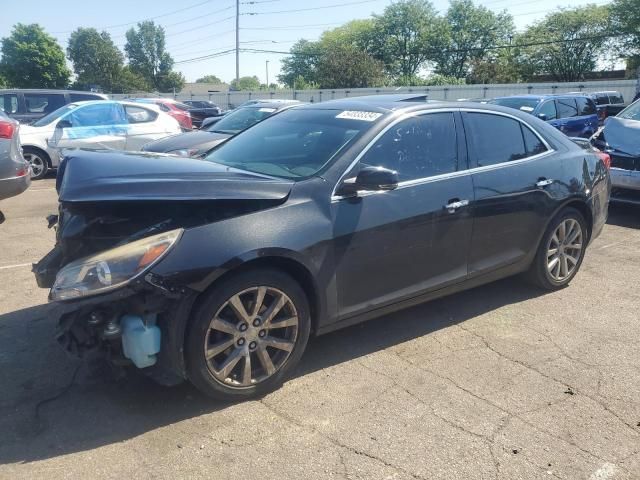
<box><xmin>607</xmin><ymin>204</ymin><xmax>640</xmax><ymax>229</ymax></box>
<box><xmin>0</xmin><ymin>277</ymin><xmax>543</xmax><ymax>465</ymax></box>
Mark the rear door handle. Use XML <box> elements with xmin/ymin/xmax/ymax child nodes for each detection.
<box><xmin>445</xmin><ymin>199</ymin><xmax>469</xmax><ymax>213</ymax></box>
<box><xmin>536</xmin><ymin>178</ymin><xmax>554</xmax><ymax>187</ymax></box>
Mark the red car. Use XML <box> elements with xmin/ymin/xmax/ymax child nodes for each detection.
<box><xmin>132</xmin><ymin>98</ymin><xmax>193</xmax><ymax>130</ymax></box>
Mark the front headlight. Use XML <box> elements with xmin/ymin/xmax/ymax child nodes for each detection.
<box><xmin>51</xmin><ymin>229</ymin><xmax>183</xmax><ymax>301</ymax></box>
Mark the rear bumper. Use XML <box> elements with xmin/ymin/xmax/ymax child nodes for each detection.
<box><xmin>0</xmin><ymin>171</ymin><xmax>31</xmax><ymax>200</ymax></box>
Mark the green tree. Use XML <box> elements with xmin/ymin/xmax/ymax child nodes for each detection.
<box><xmin>0</xmin><ymin>23</ymin><xmax>70</xmax><ymax>88</ymax></box>
<box><xmin>111</xmin><ymin>66</ymin><xmax>151</xmax><ymax>93</ymax></box>
<box><xmin>434</xmin><ymin>0</ymin><xmax>514</xmax><ymax>79</ymax></box>
<box><xmin>67</xmin><ymin>28</ymin><xmax>123</xmax><ymax>92</ymax></box>
<box><xmin>610</xmin><ymin>0</ymin><xmax>640</xmax><ymax>54</ymax></box>
<box><xmin>278</xmin><ymin>40</ymin><xmax>321</xmax><ymax>88</ymax></box>
<box><xmin>372</xmin><ymin>0</ymin><xmax>444</xmax><ymax>84</ymax></box>
<box><xmin>230</xmin><ymin>75</ymin><xmax>261</xmax><ymax>90</ymax></box>
<box><xmin>316</xmin><ymin>45</ymin><xmax>386</xmax><ymax>88</ymax></box>
<box><xmin>517</xmin><ymin>6</ymin><xmax>611</xmax><ymax>82</ymax></box>
<box><xmin>195</xmin><ymin>74</ymin><xmax>224</xmax><ymax>83</ymax></box>
<box><xmin>124</xmin><ymin>21</ymin><xmax>183</xmax><ymax>91</ymax></box>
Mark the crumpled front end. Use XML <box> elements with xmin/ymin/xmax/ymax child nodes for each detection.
<box><xmin>51</xmin><ymin>279</ymin><xmax>197</xmax><ymax>385</ymax></box>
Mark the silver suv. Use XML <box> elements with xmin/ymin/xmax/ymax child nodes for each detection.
<box><xmin>0</xmin><ymin>110</ymin><xmax>30</xmax><ymax>221</ymax></box>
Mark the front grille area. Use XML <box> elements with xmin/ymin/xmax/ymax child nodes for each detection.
<box><xmin>611</xmin><ymin>154</ymin><xmax>640</xmax><ymax>171</ymax></box>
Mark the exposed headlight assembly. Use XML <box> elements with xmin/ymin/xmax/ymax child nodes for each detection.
<box><xmin>51</xmin><ymin>229</ymin><xmax>183</xmax><ymax>301</ymax></box>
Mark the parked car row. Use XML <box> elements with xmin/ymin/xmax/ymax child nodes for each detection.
<box><xmin>32</xmin><ymin>95</ymin><xmax>611</xmax><ymax>400</ymax></box>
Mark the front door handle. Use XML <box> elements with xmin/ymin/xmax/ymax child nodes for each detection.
<box><xmin>445</xmin><ymin>199</ymin><xmax>469</xmax><ymax>213</ymax></box>
<box><xmin>536</xmin><ymin>178</ymin><xmax>554</xmax><ymax>187</ymax></box>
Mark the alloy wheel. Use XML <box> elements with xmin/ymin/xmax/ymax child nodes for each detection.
<box><xmin>23</xmin><ymin>152</ymin><xmax>44</xmax><ymax>178</ymax></box>
<box><xmin>204</xmin><ymin>286</ymin><xmax>299</xmax><ymax>388</ymax></box>
<box><xmin>546</xmin><ymin>218</ymin><xmax>583</xmax><ymax>282</ymax></box>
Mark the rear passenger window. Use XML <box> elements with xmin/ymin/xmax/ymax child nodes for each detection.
<box><xmin>361</xmin><ymin>112</ymin><xmax>458</xmax><ymax>181</ymax></box>
<box><xmin>595</xmin><ymin>94</ymin><xmax>609</xmax><ymax>105</ymax></box>
<box><xmin>576</xmin><ymin>97</ymin><xmax>596</xmax><ymax>115</ymax></box>
<box><xmin>0</xmin><ymin>94</ymin><xmax>18</xmax><ymax>114</ymax></box>
<box><xmin>608</xmin><ymin>93</ymin><xmax>623</xmax><ymax>104</ymax></box>
<box><xmin>24</xmin><ymin>93</ymin><xmax>65</xmax><ymax>114</ymax></box>
<box><xmin>125</xmin><ymin>105</ymin><xmax>158</xmax><ymax>123</ymax></box>
<box><xmin>522</xmin><ymin>125</ymin><xmax>547</xmax><ymax>156</ymax></box>
<box><xmin>556</xmin><ymin>98</ymin><xmax>578</xmax><ymax>118</ymax></box>
<box><xmin>465</xmin><ymin>113</ymin><xmax>546</xmax><ymax>167</ymax></box>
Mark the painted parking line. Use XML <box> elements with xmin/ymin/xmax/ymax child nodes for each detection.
<box><xmin>0</xmin><ymin>262</ymin><xmax>33</xmax><ymax>270</ymax></box>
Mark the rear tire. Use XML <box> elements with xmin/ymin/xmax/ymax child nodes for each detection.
<box><xmin>23</xmin><ymin>147</ymin><xmax>49</xmax><ymax>180</ymax></box>
<box><xmin>527</xmin><ymin>207</ymin><xmax>587</xmax><ymax>290</ymax></box>
<box><xmin>185</xmin><ymin>268</ymin><xmax>311</xmax><ymax>401</ymax></box>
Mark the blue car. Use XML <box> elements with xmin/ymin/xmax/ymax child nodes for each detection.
<box><xmin>490</xmin><ymin>94</ymin><xmax>599</xmax><ymax>138</ymax></box>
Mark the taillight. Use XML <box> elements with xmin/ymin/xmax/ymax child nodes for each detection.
<box><xmin>0</xmin><ymin>121</ymin><xmax>15</xmax><ymax>139</ymax></box>
<box><xmin>597</xmin><ymin>152</ymin><xmax>611</xmax><ymax>170</ymax></box>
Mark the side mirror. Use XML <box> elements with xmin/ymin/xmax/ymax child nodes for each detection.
<box><xmin>337</xmin><ymin>166</ymin><xmax>399</xmax><ymax>197</ymax></box>
<box><xmin>57</xmin><ymin>120</ymin><xmax>72</xmax><ymax>129</ymax></box>
<box><xmin>537</xmin><ymin>113</ymin><xmax>548</xmax><ymax>121</ymax></box>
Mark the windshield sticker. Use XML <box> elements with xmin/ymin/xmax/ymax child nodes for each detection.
<box><xmin>520</xmin><ymin>106</ymin><xmax>535</xmax><ymax>112</ymax></box>
<box><xmin>336</xmin><ymin>111</ymin><xmax>383</xmax><ymax>122</ymax></box>
<box><xmin>258</xmin><ymin>108</ymin><xmax>277</xmax><ymax>112</ymax></box>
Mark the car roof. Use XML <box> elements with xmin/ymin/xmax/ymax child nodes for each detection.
<box><xmin>296</xmin><ymin>97</ymin><xmax>537</xmax><ymax>118</ymax></box>
<box><xmin>66</xmin><ymin>99</ymin><xmax>160</xmax><ymax>110</ymax></box>
<box><xmin>240</xmin><ymin>101</ymin><xmax>303</xmax><ymax>110</ymax></box>
<box><xmin>493</xmin><ymin>93</ymin><xmax>592</xmax><ymax>100</ymax></box>
<box><xmin>0</xmin><ymin>88</ymin><xmax>106</xmax><ymax>96</ymax></box>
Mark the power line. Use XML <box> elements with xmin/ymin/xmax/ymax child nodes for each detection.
<box><xmin>51</xmin><ymin>0</ymin><xmax>217</xmax><ymax>34</ymax></box>
<box><xmin>167</xmin><ymin>28</ymin><xmax>236</xmax><ymax>49</ymax></box>
<box><xmin>241</xmin><ymin>22</ymin><xmax>344</xmax><ymax>30</ymax></box>
<box><xmin>165</xmin><ymin>14</ymin><xmax>235</xmax><ymax>38</ymax></box>
<box><xmin>174</xmin><ymin>48</ymin><xmax>237</xmax><ymax>65</ymax></box>
<box><xmin>239</xmin><ymin>32</ymin><xmax>626</xmax><ymax>57</ymax></box>
<box><xmin>243</xmin><ymin>0</ymin><xmax>384</xmax><ymax>15</ymax></box>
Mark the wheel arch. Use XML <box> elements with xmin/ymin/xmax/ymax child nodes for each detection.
<box><xmin>191</xmin><ymin>253</ymin><xmax>322</xmax><ymax>336</ymax></box>
<box><xmin>22</xmin><ymin>144</ymin><xmax>52</xmax><ymax>168</ymax></box>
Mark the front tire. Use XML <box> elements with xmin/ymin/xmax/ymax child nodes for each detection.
<box><xmin>23</xmin><ymin>147</ymin><xmax>49</xmax><ymax>180</ymax></box>
<box><xmin>186</xmin><ymin>268</ymin><xmax>311</xmax><ymax>401</ymax></box>
<box><xmin>527</xmin><ymin>207</ymin><xmax>587</xmax><ymax>290</ymax></box>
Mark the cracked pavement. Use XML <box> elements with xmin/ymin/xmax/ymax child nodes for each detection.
<box><xmin>1</xmin><ymin>178</ymin><xmax>639</xmax><ymax>480</ymax></box>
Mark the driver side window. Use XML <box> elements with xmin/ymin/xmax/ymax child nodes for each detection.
<box><xmin>359</xmin><ymin>113</ymin><xmax>458</xmax><ymax>182</ymax></box>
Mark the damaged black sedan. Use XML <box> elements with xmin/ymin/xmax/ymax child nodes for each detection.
<box><xmin>34</xmin><ymin>98</ymin><xmax>610</xmax><ymax>400</ymax></box>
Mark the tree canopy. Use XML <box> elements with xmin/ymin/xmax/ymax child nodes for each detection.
<box><xmin>67</xmin><ymin>28</ymin><xmax>124</xmax><ymax>91</ymax></box>
<box><xmin>124</xmin><ymin>21</ymin><xmax>185</xmax><ymax>92</ymax></box>
<box><xmin>195</xmin><ymin>74</ymin><xmax>225</xmax><ymax>84</ymax></box>
<box><xmin>518</xmin><ymin>5</ymin><xmax>611</xmax><ymax>82</ymax></box>
<box><xmin>0</xmin><ymin>23</ymin><xmax>70</xmax><ymax>88</ymax></box>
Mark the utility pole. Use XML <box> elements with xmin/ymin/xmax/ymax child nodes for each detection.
<box><xmin>235</xmin><ymin>0</ymin><xmax>240</xmax><ymax>84</ymax></box>
<box><xmin>266</xmin><ymin>60</ymin><xmax>269</xmax><ymax>89</ymax></box>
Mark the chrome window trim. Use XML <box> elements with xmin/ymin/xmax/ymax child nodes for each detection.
<box><xmin>331</xmin><ymin>107</ymin><xmax>555</xmax><ymax>202</ymax></box>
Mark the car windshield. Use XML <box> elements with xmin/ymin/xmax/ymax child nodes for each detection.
<box><xmin>206</xmin><ymin>106</ymin><xmax>278</xmax><ymax>134</ymax></box>
<box><xmin>617</xmin><ymin>100</ymin><xmax>640</xmax><ymax>121</ymax></box>
<box><xmin>489</xmin><ymin>97</ymin><xmax>540</xmax><ymax>113</ymax></box>
<box><xmin>32</xmin><ymin>104</ymin><xmax>79</xmax><ymax>127</ymax></box>
<box><xmin>204</xmin><ymin>108</ymin><xmax>380</xmax><ymax>179</ymax></box>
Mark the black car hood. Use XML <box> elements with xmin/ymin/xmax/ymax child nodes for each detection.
<box><xmin>142</xmin><ymin>131</ymin><xmax>231</xmax><ymax>153</ymax></box>
<box><xmin>603</xmin><ymin>117</ymin><xmax>640</xmax><ymax>156</ymax></box>
<box><xmin>58</xmin><ymin>149</ymin><xmax>293</xmax><ymax>203</ymax></box>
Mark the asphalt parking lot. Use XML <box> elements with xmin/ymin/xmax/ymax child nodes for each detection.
<box><xmin>1</xmin><ymin>178</ymin><xmax>640</xmax><ymax>479</ymax></box>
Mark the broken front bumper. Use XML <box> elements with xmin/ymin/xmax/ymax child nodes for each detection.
<box><xmin>42</xmin><ymin>273</ymin><xmax>197</xmax><ymax>386</ymax></box>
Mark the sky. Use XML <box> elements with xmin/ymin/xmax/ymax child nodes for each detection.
<box><xmin>0</xmin><ymin>0</ymin><xmax>611</xmax><ymax>85</ymax></box>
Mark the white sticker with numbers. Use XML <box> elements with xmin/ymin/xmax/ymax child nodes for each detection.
<box><xmin>336</xmin><ymin>111</ymin><xmax>383</xmax><ymax>122</ymax></box>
